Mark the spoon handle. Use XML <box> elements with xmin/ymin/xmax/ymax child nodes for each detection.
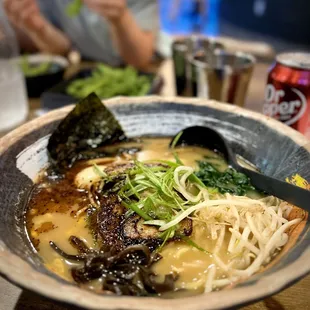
<box><xmin>239</xmin><ymin>167</ymin><xmax>310</xmax><ymax>212</ymax></box>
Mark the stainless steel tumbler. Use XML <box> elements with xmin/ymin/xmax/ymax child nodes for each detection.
<box><xmin>188</xmin><ymin>50</ymin><xmax>256</xmax><ymax>106</ymax></box>
<box><xmin>172</xmin><ymin>36</ymin><xmax>224</xmax><ymax>97</ymax></box>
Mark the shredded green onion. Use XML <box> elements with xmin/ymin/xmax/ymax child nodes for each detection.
<box><xmin>93</xmin><ymin>164</ymin><xmax>107</xmax><ymax>178</ymax></box>
<box><xmin>181</xmin><ymin>236</ymin><xmax>211</xmax><ymax>254</ymax></box>
<box><xmin>171</xmin><ymin>131</ymin><xmax>183</xmax><ymax>149</ymax></box>
<box><xmin>121</xmin><ymin>200</ymin><xmax>152</xmax><ymax>221</ymax></box>
<box><xmin>157</xmin><ymin>227</ymin><xmax>175</xmax><ymax>252</ymax></box>
<box><xmin>115</xmin><ymin>158</ymin><xmax>209</xmax><ymax>245</ymax></box>
<box><xmin>144</xmin><ymin>220</ymin><xmax>167</xmax><ymax>226</ymax></box>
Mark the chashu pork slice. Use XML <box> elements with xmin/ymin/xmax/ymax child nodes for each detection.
<box><xmin>95</xmin><ymin>195</ymin><xmax>193</xmax><ymax>253</ymax></box>
<box><xmin>122</xmin><ymin>214</ymin><xmax>192</xmax><ymax>251</ymax></box>
<box><xmin>88</xmin><ymin>161</ymin><xmax>193</xmax><ymax>252</ymax></box>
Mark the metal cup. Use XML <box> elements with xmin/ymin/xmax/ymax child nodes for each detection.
<box><xmin>172</xmin><ymin>36</ymin><xmax>224</xmax><ymax>97</ymax></box>
<box><xmin>188</xmin><ymin>50</ymin><xmax>256</xmax><ymax>106</ymax></box>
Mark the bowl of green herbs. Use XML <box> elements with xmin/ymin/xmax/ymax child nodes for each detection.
<box><xmin>66</xmin><ymin>64</ymin><xmax>153</xmax><ymax>99</ymax></box>
<box><xmin>19</xmin><ymin>54</ymin><xmax>69</xmax><ymax>98</ymax></box>
<box><xmin>40</xmin><ymin>64</ymin><xmax>163</xmax><ymax>109</ymax></box>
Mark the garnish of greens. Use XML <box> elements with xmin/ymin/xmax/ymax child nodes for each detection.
<box><xmin>86</xmin><ymin>132</ymin><xmax>256</xmax><ymax>253</ymax></box>
<box><xmin>20</xmin><ymin>56</ymin><xmax>52</xmax><ymax>77</ymax></box>
<box><xmin>195</xmin><ymin>160</ymin><xmax>255</xmax><ymax>195</ymax></box>
<box><xmin>65</xmin><ymin>0</ymin><xmax>83</xmax><ymax>17</ymax></box>
<box><xmin>47</xmin><ymin>93</ymin><xmax>126</xmax><ymax>169</ymax></box>
<box><xmin>95</xmin><ymin>151</ymin><xmax>255</xmax><ymax>251</ymax></box>
<box><xmin>66</xmin><ymin>64</ymin><xmax>151</xmax><ymax>99</ymax></box>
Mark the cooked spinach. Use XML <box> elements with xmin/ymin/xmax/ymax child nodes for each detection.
<box><xmin>195</xmin><ymin>160</ymin><xmax>255</xmax><ymax>195</ymax></box>
<box><xmin>48</xmin><ymin>93</ymin><xmax>126</xmax><ymax>169</ymax></box>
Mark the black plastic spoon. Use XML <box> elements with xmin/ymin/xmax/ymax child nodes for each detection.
<box><xmin>170</xmin><ymin>125</ymin><xmax>310</xmax><ymax>212</ymax></box>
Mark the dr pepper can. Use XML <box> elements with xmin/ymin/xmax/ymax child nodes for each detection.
<box><xmin>263</xmin><ymin>52</ymin><xmax>310</xmax><ymax>139</ymax></box>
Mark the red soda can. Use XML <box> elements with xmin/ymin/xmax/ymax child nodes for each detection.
<box><xmin>263</xmin><ymin>52</ymin><xmax>310</xmax><ymax>139</ymax></box>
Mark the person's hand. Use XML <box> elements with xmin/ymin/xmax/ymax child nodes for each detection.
<box><xmin>3</xmin><ymin>0</ymin><xmax>48</xmax><ymax>35</ymax></box>
<box><xmin>4</xmin><ymin>0</ymin><xmax>71</xmax><ymax>55</ymax></box>
<box><xmin>83</xmin><ymin>0</ymin><xmax>128</xmax><ymax>23</ymax></box>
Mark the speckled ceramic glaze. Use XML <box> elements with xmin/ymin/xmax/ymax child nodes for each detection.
<box><xmin>0</xmin><ymin>96</ymin><xmax>309</xmax><ymax>310</ymax></box>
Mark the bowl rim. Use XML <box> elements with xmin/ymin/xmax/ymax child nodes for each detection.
<box><xmin>0</xmin><ymin>96</ymin><xmax>309</xmax><ymax>310</ymax></box>
<box><xmin>15</xmin><ymin>53</ymin><xmax>69</xmax><ymax>77</ymax></box>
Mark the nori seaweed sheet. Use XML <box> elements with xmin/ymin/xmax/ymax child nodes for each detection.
<box><xmin>47</xmin><ymin>93</ymin><xmax>126</xmax><ymax>169</ymax></box>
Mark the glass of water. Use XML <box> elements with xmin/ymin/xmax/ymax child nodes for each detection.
<box><xmin>0</xmin><ymin>5</ymin><xmax>28</xmax><ymax>132</ymax></box>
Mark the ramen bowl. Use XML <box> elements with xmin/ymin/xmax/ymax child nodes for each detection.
<box><xmin>0</xmin><ymin>96</ymin><xmax>309</xmax><ymax>310</ymax></box>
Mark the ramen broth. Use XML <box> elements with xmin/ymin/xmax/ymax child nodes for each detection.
<box><xmin>25</xmin><ymin>137</ymin><xmax>297</xmax><ymax>296</ymax></box>
<box><xmin>26</xmin><ymin>138</ymin><xmax>230</xmax><ymax>289</ymax></box>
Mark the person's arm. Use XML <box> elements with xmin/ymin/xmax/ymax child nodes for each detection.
<box><xmin>24</xmin><ymin>19</ymin><xmax>71</xmax><ymax>55</ymax></box>
<box><xmin>84</xmin><ymin>0</ymin><xmax>157</xmax><ymax>69</ymax></box>
<box><xmin>11</xmin><ymin>27</ymin><xmax>38</xmax><ymax>53</ymax></box>
<box><xmin>4</xmin><ymin>0</ymin><xmax>71</xmax><ymax>55</ymax></box>
<box><xmin>110</xmin><ymin>10</ymin><xmax>154</xmax><ymax>69</ymax></box>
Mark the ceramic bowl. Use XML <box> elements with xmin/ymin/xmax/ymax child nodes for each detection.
<box><xmin>20</xmin><ymin>54</ymin><xmax>69</xmax><ymax>98</ymax></box>
<box><xmin>0</xmin><ymin>96</ymin><xmax>309</xmax><ymax>310</ymax></box>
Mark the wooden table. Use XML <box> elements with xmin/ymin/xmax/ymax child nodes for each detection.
<box><xmin>1</xmin><ymin>60</ymin><xmax>309</xmax><ymax>310</ymax></box>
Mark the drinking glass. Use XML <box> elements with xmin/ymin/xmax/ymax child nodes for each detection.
<box><xmin>172</xmin><ymin>36</ymin><xmax>224</xmax><ymax>96</ymax></box>
<box><xmin>188</xmin><ymin>50</ymin><xmax>256</xmax><ymax>106</ymax></box>
<box><xmin>0</xmin><ymin>5</ymin><xmax>28</xmax><ymax>131</ymax></box>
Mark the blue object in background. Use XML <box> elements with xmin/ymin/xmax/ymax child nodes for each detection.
<box><xmin>204</xmin><ymin>0</ymin><xmax>220</xmax><ymax>36</ymax></box>
<box><xmin>159</xmin><ymin>0</ymin><xmax>220</xmax><ymax>36</ymax></box>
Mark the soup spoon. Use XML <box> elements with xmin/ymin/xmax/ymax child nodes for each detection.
<box><xmin>170</xmin><ymin>125</ymin><xmax>310</xmax><ymax>212</ymax></box>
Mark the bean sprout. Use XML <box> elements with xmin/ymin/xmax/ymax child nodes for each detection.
<box><xmin>159</xmin><ymin>165</ymin><xmax>303</xmax><ymax>292</ymax></box>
